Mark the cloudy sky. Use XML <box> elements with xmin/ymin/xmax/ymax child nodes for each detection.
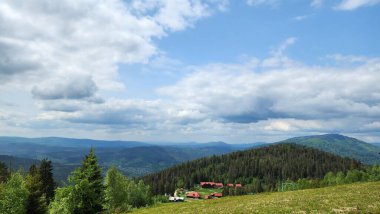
<box><xmin>0</xmin><ymin>0</ymin><xmax>379</xmax><ymax>143</ymax></box>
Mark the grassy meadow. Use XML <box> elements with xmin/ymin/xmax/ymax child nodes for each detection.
<box><xmin>132</xmin><ymin>182</ymin><xmax>380</xmax><ymax>213</ymax></box>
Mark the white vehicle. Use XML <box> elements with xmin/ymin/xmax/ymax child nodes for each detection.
<box><xmin>169</xmin><ymin>196</ymin><xmax>185</xmax><ymax>202</ymax></box>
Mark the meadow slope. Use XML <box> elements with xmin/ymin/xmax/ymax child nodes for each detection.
<box><xmin>132</xmin><ymin>182</ymin><xmax>380</xmax><ymax>214</ymax></box>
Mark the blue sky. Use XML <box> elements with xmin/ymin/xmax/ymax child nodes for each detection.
<box><xmin>0</xmin><ymin>0</ymin><xmax>380</xmax><ymax>143</ymax></box>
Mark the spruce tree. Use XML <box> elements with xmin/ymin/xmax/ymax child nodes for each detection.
<box><xmin>70</xmin><ymin>148</ymin><xmax>105</xmax><ymax>214</ymax></box>
<box><xmin>39</xmin><ymin>158</ymin><xmax>55</xmax><ymax>203</ymax></box>
<box><xmin>25</xmin><ymin>164</ymin><xmax>47</xmax><ymax>214</ymax></box>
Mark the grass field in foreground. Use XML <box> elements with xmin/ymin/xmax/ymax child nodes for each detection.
<box><xmin>132</xmin><ymin>182</ymin><xmax>380</xmax><ymax>214</ymax></box>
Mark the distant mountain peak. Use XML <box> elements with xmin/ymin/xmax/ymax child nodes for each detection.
<box><xmin>280</xmin><ymin>134</ymin><xmax>380</xmax><ymax>165</ymax></box>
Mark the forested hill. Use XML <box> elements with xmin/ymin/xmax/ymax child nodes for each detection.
<box><xmin>142</xmin><ymin>144</ymin><xmax>362</xmax><ymax>195</ymax></box>
<box><xmin>279</xmin><ymin>134</ymin><xmax>380</xmax><ymax>165</ymax></box>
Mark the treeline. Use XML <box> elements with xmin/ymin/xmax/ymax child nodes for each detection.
<box><xmin>142</xmin><ymin>144</ymin><xmax>362</xmax><ymax>195</ymax></box>
<box><xmin>222</xmin><ymin>165</ymin><xmax>380</xmax><ymax>196</ymax></box>
<box><xmin>0</xmin><ymin>149</ymin><xmax>156</xmax><ymax>213</ymax></box>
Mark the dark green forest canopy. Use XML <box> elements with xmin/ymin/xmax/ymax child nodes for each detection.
<box><xmin>142</xmin><ymin>143</ymin><xmax>363</xmax><ymax>195</ymax></box>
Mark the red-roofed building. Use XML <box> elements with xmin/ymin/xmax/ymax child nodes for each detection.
<box><xmin>186</xmin><ymin>192</ymin><xmax>201</xmax><ymax>199</ymax></box>
<box><xmin>211</xmin><ymin>192</ymin><xmax>223</xmax><ymax>198</ymax></box>
<box><xmin>200</xmin><ymin>182</ymin><xmax>216</xmax><ymax>188</ymax></box>
<box><xmin>215</xmin><ymin>183</ymin><xmax>224</xmax><ymax>188</ymax></box>
<box><xmin>227</xmin><ymin>183</ymin><xmax>234</xmax><ymax>187</ymax></box>
<box><xmin>204</xmin><ymin>195</ymin><xmax>211</xmax><ymax>199</ymax></box>
<box><xmin>235</xmin><ymin>183</ymin><xmax>242</xmax><ymax>187</ymax></box>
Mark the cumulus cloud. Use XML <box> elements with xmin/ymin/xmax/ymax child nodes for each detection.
<box><xmin>158</xmin><ymin>56</ymin><xmax>380</xmax><ymax>130</ymax></box>
<box><xmin>34</xmin><ymin>49</ymin><xmax>379</xmax><ymax>141</ymax></box>
<box><xmin>37</xmin><ymin>98</ymin><xmax>206</xmax><ymax>128</ymax></box>
<box><xmin>335</xmin><ymin>0</ymin><xmax>380</xmax><ymax>10</ymax></box>
<box><xmin>32</xmin><ymin>75</ymin><xmax>97</xmax><ymax>100</ymax></box>
<box><xmin>12</xmin><ymin>62</ymin><xmax>380</xmax><ymax>142</ymax></box>
<box><xmin>0</xmin><ymin>0</ymin><xmax>225</xmax><ymax>96</ymax></box>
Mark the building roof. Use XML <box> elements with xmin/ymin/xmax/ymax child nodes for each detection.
<box><xmin>212</xmin><ymin>192</ymin><xmax>223</xmax><ymax>197</ymax></box>
<box><xmin>186</xmin><ymin>191</ymin><xmax>200</xmax><ymax>197</ymax></box>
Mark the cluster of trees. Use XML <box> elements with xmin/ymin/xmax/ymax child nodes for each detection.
<box><xmin>0</xmin><ymin>149</ymin><xmax>155</xmax><ymax>213</ymax></box>
<box><xmin>142</xmin><ymin>144</ymin><xmax>362</xmax><ymax>195</ymax></box>
<box><xmin>0</xmin><ymin>159</ymin><xmax>55</xmax><ymax>213</ymax></box>
<box><xmin>279</xmin><ymin>165</ymin><xmax>380</xmax><ymax>192</ymax></box>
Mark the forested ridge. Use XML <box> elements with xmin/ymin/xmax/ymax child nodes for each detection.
<box><xmin>142</xmin><ymin>143</ymin><xmax>363</xmax><ymax>195</ymax></box>
<box><xmin>279</xmin><ymin>134</ymin><xmax>380</xmax><ymax>165</ymax></box>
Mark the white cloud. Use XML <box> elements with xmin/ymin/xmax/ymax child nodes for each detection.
<box><xmin>246</xmin><ymin>0</ymin><xmax>280</xmax><ymax>7</ymax></box>
<box><xmin>261</xmin><ymin>37</ymin><xmax>298</xmax><ymax>68</ymax></box>
<box><xmin>335</xmin><ymin>0</ymin><xmax>380</xmax><ymax>10</ymax></box>
<box><xmin>0</xmin><ymin>0</ymin><xmax>225</xmax><ymax>94</ymax></box>
<box><xmin>157</xmin><ymin>55</ymin><xmax>380</xmax><ymax>137</ymax></box>
<box><xmin>22</xmin><ymin>35</ymin><xmax>379</xmax><ymax>142</ymax></box>
<box><xmin>310</xmin><ymin>0</ymin><xmax>323</xmax><ymax>8</ymax></box>
<box><xmin>292</xmin><ymin>15</ymin><xmax>309</xmax><ymax>21</ymax></box>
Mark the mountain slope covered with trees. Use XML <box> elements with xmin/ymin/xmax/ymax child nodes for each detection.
<box><xmin>279</xmin><ymin>134</ymin><xmax>380</xmax><ymax>165</ymax></box>
<box><xmin>142</xmin><ymin>143</ymin><xmax>362</xmax><ymax>195</ymax></box>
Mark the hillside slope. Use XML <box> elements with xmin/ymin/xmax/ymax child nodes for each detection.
<box><xmin>142</xmin><ymin>144</ymin><xmax>362</xmax><ymax>195</ymax></box>
<box><xmin>280</xmin><ymin>134</ymin><xmax>380</xmax><ymax>165</ymax></box>
<box><xmin>132</xmin><ymin>182</ymin><xmax>380</xmax><ymax>214</ymax></box>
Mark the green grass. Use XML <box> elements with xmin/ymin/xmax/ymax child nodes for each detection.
<box><xmin>133</xmin><ymin>182</ymin><xmax>380</xmax><ymax>213</ymax></box>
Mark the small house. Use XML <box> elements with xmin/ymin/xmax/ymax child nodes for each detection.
<box><xmin>236</xmin><ymin>183</ymin><xmax>242</xmax><ymax>187</ymax></box>
<box><xmin>215</xmin><ymin>183</ymin><xmax>224</xmax><ymax>188</ymax></box>
<box><xmin>211</xmin><ymin>192</ymin><xmax>223</xmax><ymax>198</ymax></box>
<box><xmin>204</xmin><ymin>195</ymin><xmax>211</xmax><ymax>199</ymax></box>
<box><xmin>227</xmin><ymin>183</ymin><xmax>234</xmax><ymax>187</ymax></box>
<box><xmin>200</xmin><ymin>182</ymin><xmax>216</xmax><ymax>188</ymax></box>
<box><xmin>186</xmin><ymin>191</ymin><xmax>201</xmax><ymax>199</ymax></box>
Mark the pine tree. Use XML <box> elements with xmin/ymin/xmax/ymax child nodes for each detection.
<box><xmin>70</xmin><ymin>148</ymin><xmax>105</xmax><ymax>214</ymax></box>
<box><xmin>39</xmin><ymin>158</ymin><xmax>55</xmax><ymax>203</ymax></box>
<box><xmin>25</xmin><ymin>164</ymin><xmax>47</xmax><ymax>214</ymax></box>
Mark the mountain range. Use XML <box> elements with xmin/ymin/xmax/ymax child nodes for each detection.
<box><xmin>0</xmin><ymin>134</ymin><xmax>379</xmax><ymax>182</ymax></box>
<box><xmin>0</xmin><ymin>136</ymin><xmax>263</xmax><ymax>180</ymax></box>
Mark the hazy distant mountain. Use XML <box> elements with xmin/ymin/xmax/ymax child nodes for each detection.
<box><xmin>0</xmin><ymin>136</ymin><xmax>148</xmax><ymax>148</ymax></box>
<box><xmin>0</xmin><ymin>136</ymin><xmax>263</xmax><ymax>179</ymax></box>
<box><xmin>373</xmin><ymin>143</ymin><xmax>380</xmax><ymax>148</ymax></box>
<box><xmin>279</xmin><ymin>134</ymin><xmax>380</xmax><ymax>165</ymax></box>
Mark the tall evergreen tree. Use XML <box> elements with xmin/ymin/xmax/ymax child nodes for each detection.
<box><xmin>70</xmin><ymin>148</ymin><xmax>104</xmax><ymax>213</ymax></box>
<box><xmin>39</xmin><ymin>158</ymin><xmax>55</xmax><ymax>203</ymax></box>
<box><xmin>0</xmin><ymin>162</ymin><xmax>10</xmax><ymax>183</ymax></box>
<box><xmin>26</xmin><ymin>164</ymin><xmax>47</xmax><ymax>214</ymax></box>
